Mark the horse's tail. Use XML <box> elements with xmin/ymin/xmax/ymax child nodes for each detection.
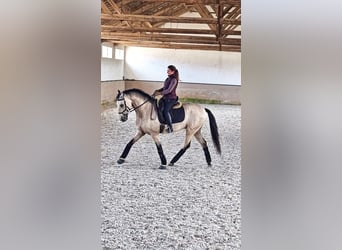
<box><xmin>205</xmin><ymin>108</ymin><xmax>221</xmax><ymax>155</ymax></box>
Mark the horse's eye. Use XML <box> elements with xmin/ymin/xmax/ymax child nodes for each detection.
<box><xmin>119</xmin><ymin>104</ymin><xmax>124</xmax><ymax>108</ymax></box>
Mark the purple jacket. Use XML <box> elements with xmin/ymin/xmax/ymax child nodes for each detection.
<box><xmin>159</xmin><ymin>75</ymin><xmax>178</xmax><ymax>100</ymax></box>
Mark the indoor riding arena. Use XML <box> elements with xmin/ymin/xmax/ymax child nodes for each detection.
<box><xmin>101</xmin><ymin>0</ymin><xmax>241</xmax><ymax>249</ymax></box>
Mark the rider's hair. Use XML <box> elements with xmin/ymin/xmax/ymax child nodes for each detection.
<box><xmin>168</xmin><ymin>65</ymin><xmax>179</xmax><ymax>81</ymax></box>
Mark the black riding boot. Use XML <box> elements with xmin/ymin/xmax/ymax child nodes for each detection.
<box><xmin>165</xmin><ymin>112</ymin><xmax>173</xmax><ymax>133</ymax></box>
<box><xmin>162</xmin><ymin>98</ymin><xmax>176</xmax><ymax>133</ymax></box>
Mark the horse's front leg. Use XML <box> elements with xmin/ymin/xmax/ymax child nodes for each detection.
<box><xmin>151</xmin><ymin>134</ymin><xmax>167</xmax><ymax>169</ymax></box>
<box><xmin>117</xmin><ymin>130</ymin><xmax>145</xmax><ymax>164</ymax></box>
<box><xmin>169</xmin><ymin>128</ymin><xmax>194</xmax><ymax>166</ymax></box>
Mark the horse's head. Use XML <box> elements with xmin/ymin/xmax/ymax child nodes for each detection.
<box><xmin>116</xmin><ymin>90</ymin><xmax>132</xmax><ymax>122</ymax></box>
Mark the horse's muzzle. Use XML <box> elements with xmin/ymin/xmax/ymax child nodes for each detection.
<box><xmin>120</xmin><ymin>114</ymin><xmax>128</xmax><ymax>122</ymax></box>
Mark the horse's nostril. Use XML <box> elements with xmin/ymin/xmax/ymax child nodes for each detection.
<box><xmin>120</xmin><ymin>115</ymin><xmax>128</xmax><ymax>122</ymax></box>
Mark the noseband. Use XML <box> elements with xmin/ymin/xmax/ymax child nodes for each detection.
<box><xmin>117</xmin><ymin>93</ymin><xmax>150</xmax><ymax>115</ymax></box>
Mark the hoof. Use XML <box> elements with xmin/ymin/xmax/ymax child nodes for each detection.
<box><xmin>168</xmin><ymin>162</ymin><xmax>174</xmax><ymax>166</ymax></box>
<box><xmin>208</xmin><ymin>163</ymin><xmax>212</xmax><ymax>167</ymax></box>
<box><xmin>159</xmin><ymin>165</ymin><xmax>167</xmax><ymax>170</ymax></box>
<box><xmin>117</xmin><ymin>158</ymin><xmax>125</xmax><ymax>164</ymax></box>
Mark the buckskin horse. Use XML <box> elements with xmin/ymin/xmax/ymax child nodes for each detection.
<box><xmin>116</xmin><ymin>88</ymin><xmax>221</xmax><ymax>169</ymax></box>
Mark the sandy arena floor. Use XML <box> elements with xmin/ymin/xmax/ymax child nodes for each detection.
<box><xmin>101</xmin><ymin>104</ymin><xmax>241</xmax><ymax>249</ymax></box>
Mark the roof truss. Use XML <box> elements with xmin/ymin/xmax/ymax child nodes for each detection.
<box><xmin>101</xmin><ymin>0</ymin><xmax>241</xmax><ymax>52</ymax></box>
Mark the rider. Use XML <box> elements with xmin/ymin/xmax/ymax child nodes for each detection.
<box><xmin>153</xmin><ymin>65</ymin><xmax>179</xmax><ymax>133</ymax></box>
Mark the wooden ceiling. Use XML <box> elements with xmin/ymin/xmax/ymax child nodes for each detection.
<box><xmin>101</xmin><ymin>0</ymin><xmax>241</xmax><ymax>52</ymax></box>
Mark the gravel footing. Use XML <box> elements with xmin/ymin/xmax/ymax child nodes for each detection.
<box><xmin>101</xmin><ymin>104</ymin><xmax>241</xmax><ymax>249</ymax></box>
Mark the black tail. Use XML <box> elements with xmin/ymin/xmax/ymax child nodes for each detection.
<box><xmin>205</xmin><ymin>108</ymin><xmax>221</xmax><ymax>155</ymax></box>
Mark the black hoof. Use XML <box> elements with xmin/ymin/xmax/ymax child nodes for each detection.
<box><xmin>159</xmin><ymin>165</ymin><xmax>167</xmax><ymax>170</ymax></box>
<box><xmin>168</xmin><ymin>162</ymin><xmax>174</xmax><ymax>166</ymax></box>
<box><xmin>208</xmin><ymin>163</ymin><xmax>212</xmax><ymax>167</ymax></box>
<box><xmin>117</xmin><ymin>158</ymin><xmax>125</xmax><ymax>164</ymax></box>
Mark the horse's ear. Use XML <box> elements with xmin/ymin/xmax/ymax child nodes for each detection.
<box><xmin>116</xmin><ymin>90</ymin><xmax>121</xmax><ymax>100</ymax></box>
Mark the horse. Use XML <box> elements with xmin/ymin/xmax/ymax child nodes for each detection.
<box><xmin>115</xmin><ymin>88</ymin><xmax>221</xmax><ymax>169</ymax></box>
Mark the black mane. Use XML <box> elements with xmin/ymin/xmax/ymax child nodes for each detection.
<box><xmin>123</xmin><ymin>88</ymin><xmax>154</xmax><ymax>102</ymax></box>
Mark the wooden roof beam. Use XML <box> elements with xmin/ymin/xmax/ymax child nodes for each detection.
<box><xmin>101</xmin><ymin>2</ymin><xmax>115</xmax><ymax>25</ymax></box>
<box><xmin>128</xmin><ymin>2</ymin><xmax>178</xmax><ymax>30</ymax></box>
<box><xmin>105</xmin><ymin>0</ymin><xmax>123</xmax><ymax>14</ymax></box>
<box><xmin>137</xmin><ymin>0</ymin><xmax>241</xmax><ymax>5</ymax></box>
<box><xmin>194</xmin><ymin>4</ymin><xmax>216</xmax><ymax>31</ymax></box>
<box><xmin>101</xmin><ymin>1</ymin><xmax>112</xmax><ymax>14</ymax></box>
<box><xmin>105</xmin><ymin>1</ymin><xmax>154</xmax><ymax>28</ymax></box>
<box><xmin>105</xmin><ymin>40</ymin><xmax>241</xmax><ymax>52</ymax></box>
<box><xmin>101</xmin><ymin>26</ymin><xmax>241</xmax><ymax>35</ymax></box>
<box><xmin>221</xmin><ymin>29</ymin><xmax>240</xmax><ymax>35</ymax></box>
<box><xmin>102</xmin><ymin>25</ymin><xmax>220</xmax><ymax>34</ymax></box>
<box><xmin>101</xmin><ymin>31</ymin><xmax>240</xmax><ymax>43</ymax></box>
<box><xmin>151</xmin><ymin>5</ymin><xmax>184</xmax><ymax>16</ymax></box>
<box><xmin>217</xmin><ymin>0</ymin><xmax>223</xmax><ymax>50</ymax></box>
<box><xmin>131</xmin><ymin>2</ymin><xmax>167</xmax><ymax>15</ymax></box>
<box><xmin>222</xmin><ymin>7</ymin><xmax>241</xmax><ymax>36</ymax></box>
<box><xmin>222</xmin><ymin>5</ymin><xmax>234</xmax><ymax>17</ymax></box>
<box><xmin>103</xmin><ymin>0</ymin><xmax>134</xmax><ymax>28</ymax></box>
<box><xmin>116</xmin><ymin>0</ymin><xmax>136</xmax><ymax>5</ymax></box>
<box><xmin>101</xmin><ymin>13</ymin><xmax>240</xmax><ymax>25</ymax></box>
<box><xmin>226</xmin><ymin>6</ymin><xmax>241</xmax><ymax>20</ymax></box>
<box><xmin>152</xmin><ymin>5</ymin><xmax>190</xmax><ymax>27</ymax></box>
<box><xmin>101</xmin><ymin>33</ymin><xmax>240</xmax><ymax>45</ymax></box>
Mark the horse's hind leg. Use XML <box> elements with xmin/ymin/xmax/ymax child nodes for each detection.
<box><xmin>117</xmin><ymin>130</ymin><xmax>145</xmax><ymax>164</ymax></box>
<box><xmin>151</xmin><ymin>134</ymin><xmax>167</xmax><ymax>169</ymax></box>
<box><xmin>194</xmin><ymin>130</ymin><xmax>212</xmax><ymax>166</ymax></box>
<box><xmin>169</xmin><ymin>129</ymin><xmax>194</xmax><ymax>166</ymax></box>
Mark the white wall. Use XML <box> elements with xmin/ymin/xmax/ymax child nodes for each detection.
<box><xmin>101</xmin><ymin>58</ymin><xmax>124</xmax><ymax>81</ymax></box>
<box><xmin>124</xmin><ymin>47</ymin><xmax>241</xmax><ymax>85</ymax></box>
<box><xmin>101</xmin><ymin>43</ymin><xmax>124</xmax><ymax>81</ymax></box>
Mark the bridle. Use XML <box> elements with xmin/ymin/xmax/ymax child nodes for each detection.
<box><xmin>117</xmin><ymin>93</ymin><xmax>150</xmax><ymax>115</ymax></box>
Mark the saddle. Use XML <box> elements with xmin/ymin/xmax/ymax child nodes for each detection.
<box><xmin>155</xmin><ymin>95</ymin><xmax>183</xmax><ymax>109</ymax></box>
<box><xmin>153</xmin><ymin>95</ymin><xmax>185</xmax><ymax>127</ymax></box>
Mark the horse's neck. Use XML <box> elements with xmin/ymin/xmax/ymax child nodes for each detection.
<box><xmin>130</xmin><ymin>95</ymin><xmax>145</xmax><ymax>108</ymax></box>
<box><xmin>130</xmin><ymin>96</ymin><xmax>152</xmax><ymax>119</ymax></box>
